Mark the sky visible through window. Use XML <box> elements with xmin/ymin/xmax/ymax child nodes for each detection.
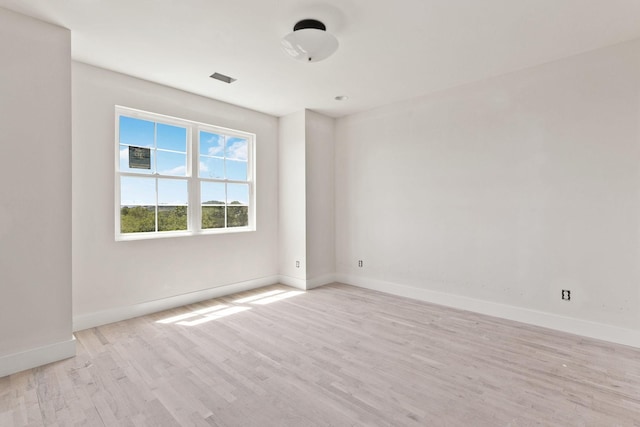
<box><xmin>119</xmin><ymin>116</ymin><xmax>249</xmax><ymax>206</ymax></box>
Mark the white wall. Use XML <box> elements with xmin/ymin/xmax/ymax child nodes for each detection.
<box><xmin>0</xmin><ymin>8</ymin><xmax>74</xmax><ymax>376</ymax></box>
<box><xmin>305</xmin><ymin>111</ymin><xmax>335</xmax><ymax>284</ymax></box>
<box><xmin>72</xmin><ymin>63</ymin><xmax>279</xmax><ymax>324</ymax></box>
<box><xmin>278</xmin><ymin>111</ymin><xmax>307</xmax><ymax>284</ymax></box>
<box><xmin>336</xmin><ymin>39</ymin><xmax>640</xmax><ymax>343</ymax></box>
<box><xmin>278</xmin><ymin>110</ymin><xmax>335</xmax><ymax>288</ymax></box>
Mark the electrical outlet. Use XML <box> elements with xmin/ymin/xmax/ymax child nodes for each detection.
<box><xmin>561</xmin><ymin>290</ymin><xmax>571</xmax><ymax>301</ymax></box>
<box><xmin>295</xmin><ymin>260</ymin><xmax>300</xmax><ymax>268</ymax></box>
<box><xmin>358</xmin><ymin>260</ymin><xmax>363</xmax><ymax>267</ymax></box>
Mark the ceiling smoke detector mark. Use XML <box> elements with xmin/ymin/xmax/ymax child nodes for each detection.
<box><xmin>210</xmin><ymin>72</ymin><xmax>236</xmax><ymax>84</ymax></box>
<box><xmin>335</xmin><ymin>95</ymin><xmax>348</xmax><ymax>101</ymax></box>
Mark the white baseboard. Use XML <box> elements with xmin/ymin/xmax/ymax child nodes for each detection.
<box><xmin>0</xmin><ymin>336</ymin><xmax>76</xmax><ymax>378</ymax></box>
<box><xmin>277</xmin><ymin>275</ymin><xmax>307</xmax><ymax>290</ymax></box>
<box><xmin>278</xmin><ymin>275</ymin><xmax>307</xmax><ymax>291</ymax></box>
<box><xmin>306</xmin><ymin>273</ymin><xmax>335</xmax><ymax>290</ymax></box>
<box><xmin>279</xmin><ymin>274</ymin><xmax>334</xmax><ymax>290</ymax></box>
<box><xmin>73</xmin><ymin>275</ymin><xmax>280</xmax><ymax>331</ymax></box>
<box><xmin>336</xmin><ymin>274</ymin><xmax>640</xmax><ymax>349</ymax></box>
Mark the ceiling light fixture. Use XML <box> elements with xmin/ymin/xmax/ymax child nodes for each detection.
<box><xmin>281</xmin><ymin>19</ymin><xmax>338</xmax><ymax>63</ymax></box>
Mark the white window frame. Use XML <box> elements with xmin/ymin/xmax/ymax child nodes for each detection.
<box><xmin>115</xmin><ymin>106</ymin><xmax>256</xmax><ymax>241</ymax></box>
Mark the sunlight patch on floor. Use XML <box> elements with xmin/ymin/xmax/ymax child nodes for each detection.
<box><xmin>250</xmin><ymin>291</ymin><xmax>305</xmax><ymax>305</ymax></box>
<box><xmin>156</xmin><ymin>304</ymin><xmax>229</xmax><ymax>324</ymax></box>
<box><xmin>176</xmin><ymin>306</ymin><xmax>252</xmax><ymax>326</ymax></box>
<box><xmin>234</xmin><ymin>289</ymin><xmax>285</xmax><ymax>304</ymax></box>
<box><xmin>156</xmin><ymin>287</ymin><xmax>305</xmax><ymax>326</ymax></box>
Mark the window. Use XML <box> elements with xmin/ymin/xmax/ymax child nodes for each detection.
<box><xmin>115</xmin><ymin>106</ymin><xmax>255</xmax><ymax>240</ymax></box>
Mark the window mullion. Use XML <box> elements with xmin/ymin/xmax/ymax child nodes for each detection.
<box><xmin>224</xmin><ymin>182</ymin><xmax>228</xmax><ymax>229</ymax></box>
<box><xmin>154</xmin><ymin>123</ymin><xmax>159</xmax><ymax>232</ymax></box>
<box><xmin>191</xmin><ymin>126</ymin><xmax>200</xmax><ymax>232</ymax></box>
<box><xmin>155</xmin><ymin>177</ymin><xmax>159</xmax><ymax>232</ymax></box>
<box><xmin>223</xmin><ymin>134</ymin><xmax>227</xmax><ymax>179</ymax></box>
<box><xmin>153</xmin><ymin>122</ymin><xmax>158</xmax><ymax>174</ymax></box>
<box><xmin>223</xmin><ymin>135</ymin><xmax>227</xmax><ymax>229</ymax></box>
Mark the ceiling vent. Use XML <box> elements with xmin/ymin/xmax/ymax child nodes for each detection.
<box><xmin>210</xmin><ymin>72</ymin><xmax>236</xmax><ymax>84</ymax></box>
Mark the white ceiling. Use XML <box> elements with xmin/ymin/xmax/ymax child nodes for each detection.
<box><xmin>2</xmin><ymin>0</ymin><xmax>640</xmax><ymax>118</ymax></box>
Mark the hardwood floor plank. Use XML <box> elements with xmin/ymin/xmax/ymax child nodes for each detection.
<box><xmin>2</xmin><ymin>283</ymin><xmax>640</xmax><ymax>426</ymax></box>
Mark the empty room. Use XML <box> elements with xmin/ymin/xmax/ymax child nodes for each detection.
<box><xmin>2</xmin><ymin>0</ymin><xmax>640</xmax><ymax>425</ymax></box>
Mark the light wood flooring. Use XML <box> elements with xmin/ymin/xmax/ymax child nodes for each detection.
<box><xmin>2</xmin><ymin>283</ymin><xmax>640</xmax><ymax>426</ymax></box>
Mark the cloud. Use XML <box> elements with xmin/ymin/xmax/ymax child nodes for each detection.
<box><xmin>207</xmin><ymin>145</ymin><xmax>224</xmax><ymax>156</ymax></box>
<box><xmin>205</xmin><ymin>134</ymin><xmax>224</xmax><ymax>157</ymax></box>
<box><xmin>203</xmin><ymin>136</ymin><xmax>247</xmax><ymax>161</ymax></box>
<box><xmin>226</xmin><ymin>140</ymin><xmax>248</xmax><ymax>161</ymax></box>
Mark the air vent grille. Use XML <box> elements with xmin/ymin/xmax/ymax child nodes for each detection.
<box><xmin>210</xmin><ymin>72</ymin><xmax>236</xmax><ymax>84</ymax></box>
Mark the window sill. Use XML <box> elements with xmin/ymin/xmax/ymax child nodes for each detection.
<box><xmin>115</xmin><ymin>226</ymin><xmax>255</xmax><ymax>242</ymax></box>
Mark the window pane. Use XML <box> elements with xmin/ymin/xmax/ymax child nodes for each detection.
<box><xmin>157</xmin><ymin>123</ymin><xmax>187</xmax><ymax>152</ymax></box>
<box><xmin>120</xmin><ymin>116</ymin><xmax>154</xmax><ymax>148</ymax></box>
<box><xmin>199</xmin><ymin>157</ymin><xmax>224</xmax><ymax>179</ymax></box>
<box><xmin>227</xmin><ymin>206</ymin><xmax>248</xmax><ymax>227</ymax></box>
<box><xmin>226</xmin><ymin>137</ymin><xmax>248</xmax><ymax>161</ymax></box>
<box><xmin>119</xmin><ymin>145</ymin><xmax>154</xmax><ymax>174</ymax></box>
<box><xmin>200</xmin><ymin>131</ymin><xmax>224</xmax><ymax>157</ymax></box>
<box><xmin>121</xmin><ymin>206</ymin><xmax>156</xmax><ymax>233</ymax></box>
<box><xmin>227</xmin><ymin>183</ymin><xmax>249</xmax><ymax>205</ymax></box>
<box><xmin>226</xmin><ymin>137</ymin><xmax>248</xmax><ymax>180</ymax></box>
<box><xmin>202</xmin><ymin>206</ymin><xmax>225</xmax><ymax>229</ymax></box>
<box><xmin>157</xmin><ymin>151</ymin><xmax>187</xmax><ymax>176</ymax></box>
<box><xmin>158</xmin><ymin>179</ymin><xmax>187</xmax><ymax>205</ymax></box>
<box><xmin>121</xmin><ymin>176</ymin><xmax>155</xmax><ymax>206</ymax></box>
<box><xmin>158</xmin><ymin>179</ymin><xmax>187</xmax><ymax>231</ymax></box>
<box><xmin>158</xmin><ymin>206</ymin><xmax>188</xmax><ymax>231</ymax></box>
<box><xmin>226</xmin><ymin>159</ymin><xmax>247</xmax><ymax>181</ymax></box>
<box><xmin>201</xmin><ymin>181</ymin><xmax>225</xmax><ymax>230</ymax></box>
<box><xmin>120</xmin><ymin>176</ymin><xmax>156</xmax><ymax>233</ymax></box>
<box><xmin>201</xmin><ymin>182</ymin><xmax>225</xmax><ymax>205</ymax></box>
